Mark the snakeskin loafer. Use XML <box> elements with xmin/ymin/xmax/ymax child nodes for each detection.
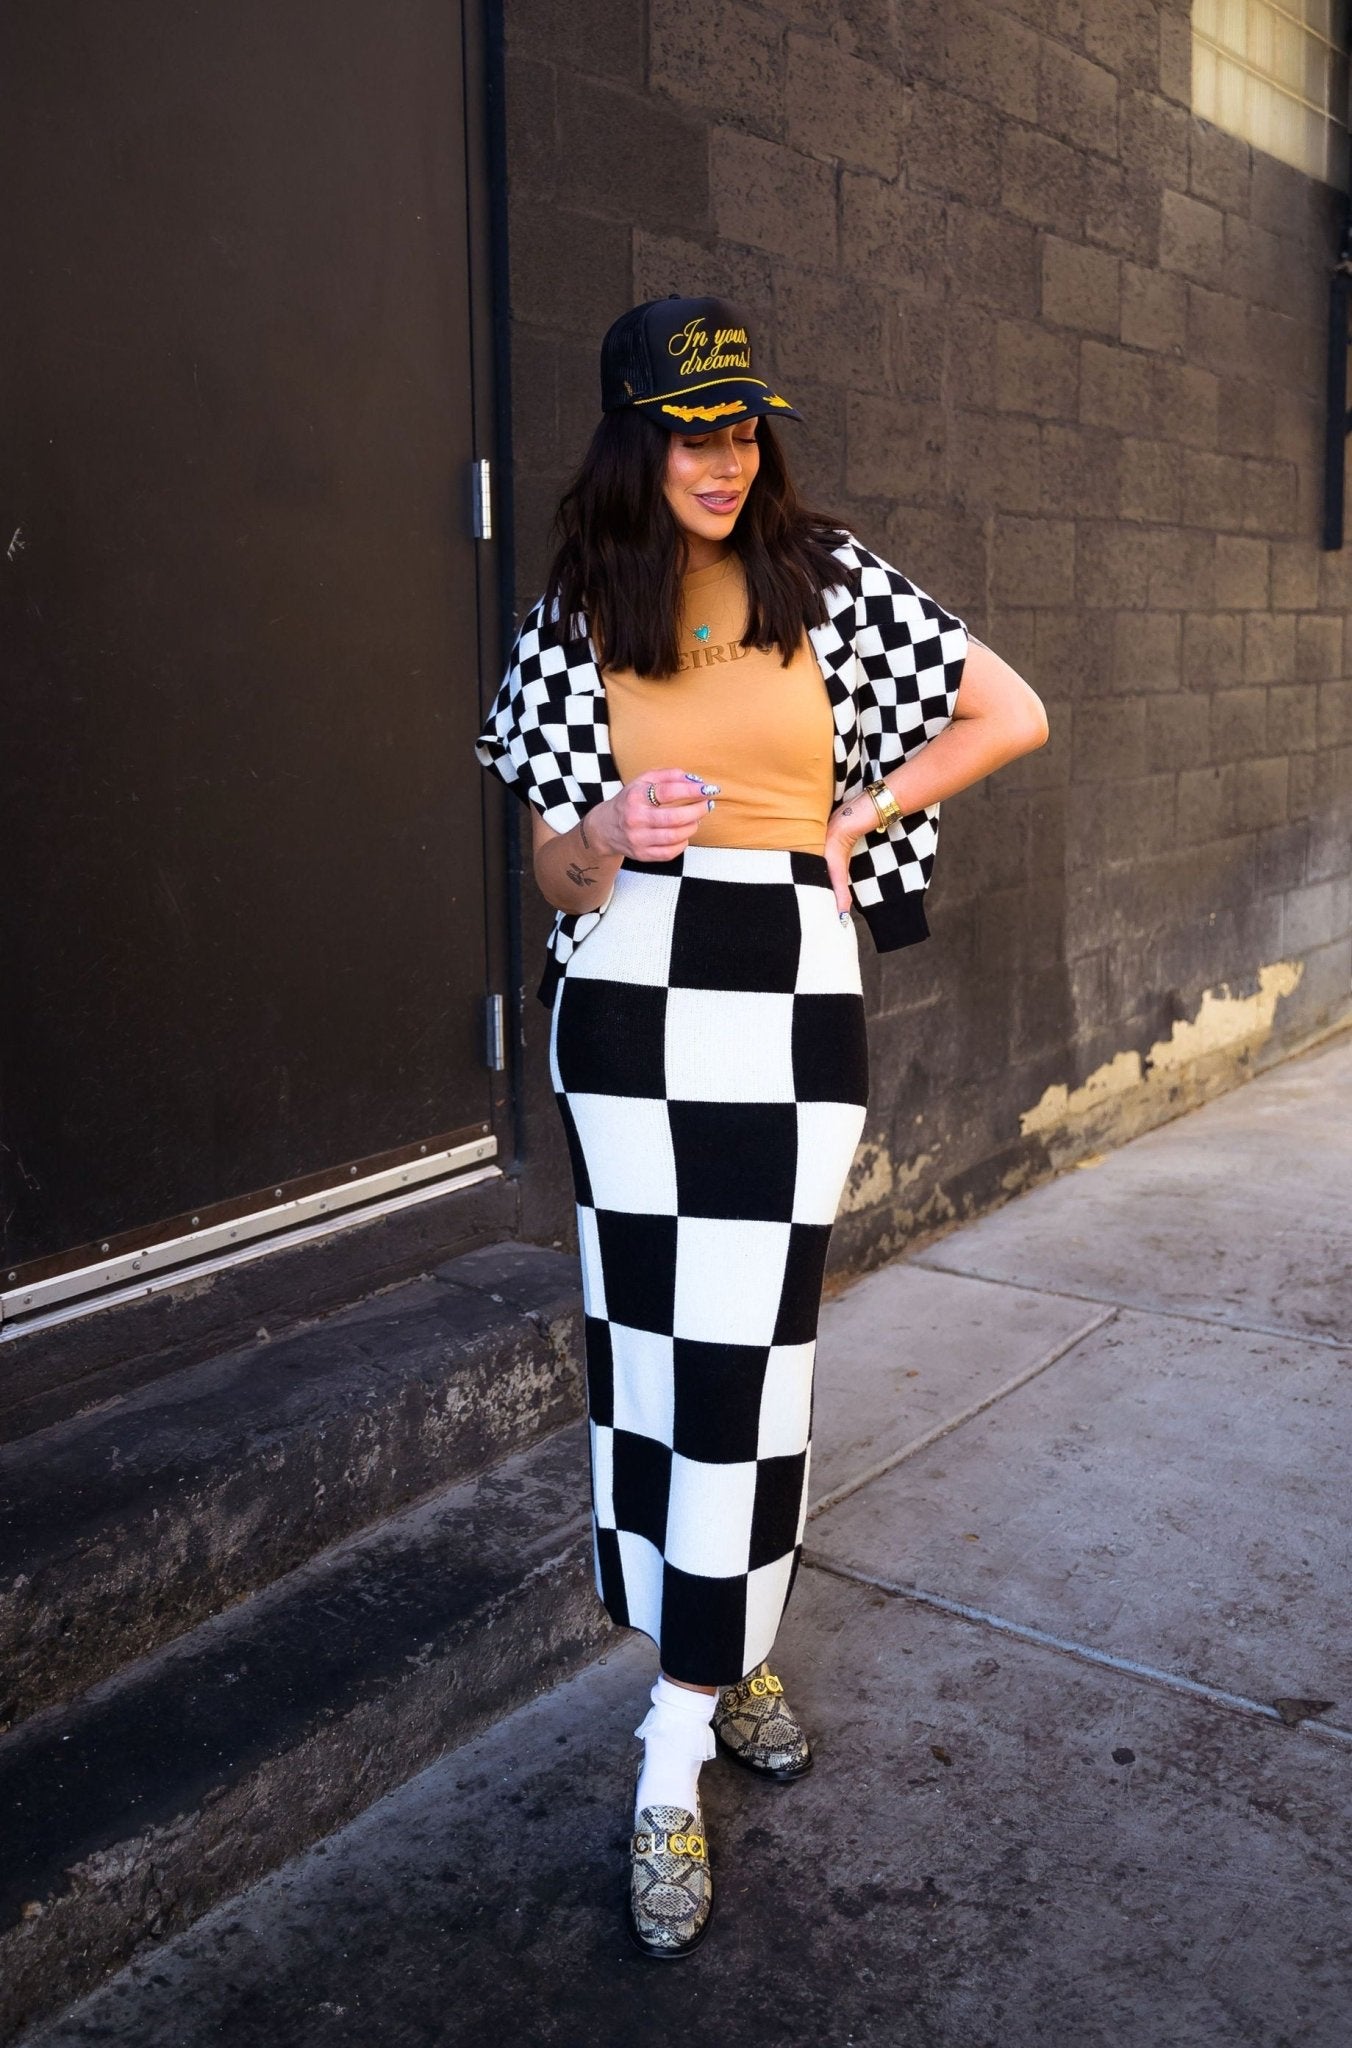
<box><xmin>627</xmin><ymin>1800</ymin><xmax>714</xmax><ymax>1958</ymax></box>
<box><xmin>712</xmin><ymin>1662</ymin><xmax>813</xmax><ymax>1781</ymax></box>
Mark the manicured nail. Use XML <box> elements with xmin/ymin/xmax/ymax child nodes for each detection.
<box><xmin>700</xmin><ymin>783</ymin><xmax>720</xmax><ymax>796</ymax></box>
<box><xmin>839</xmin><ymin>909</ymin><xmax>850</xmax><ymax>924</ymax></box>
<box><xmin>707</xmin><ymin>797</ymin><xmax>717</xmax><ymax>810</ymax></box>
<box><xmin>683</xmin><ymin>772</ymin><xmax>704</xmax><ymax>783</ymax></box>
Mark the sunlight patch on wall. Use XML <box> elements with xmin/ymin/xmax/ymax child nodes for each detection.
<box><xmin>1193</xmin><ymin>1</ymin><xmax>1349</xmax><ymax>188</ymax></box>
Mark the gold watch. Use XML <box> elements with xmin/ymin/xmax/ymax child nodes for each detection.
<box><xmin>866</xmin><ymin>780</ymin><xmax>902</xmax><ymax>830</ymax></box>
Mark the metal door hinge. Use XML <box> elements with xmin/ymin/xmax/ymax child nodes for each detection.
<box><xmin>471</xmin><ymin>458</ymin><xmax>493</xmax><ymax>541</ymax></box>
<box><xmin>484</xmin><ymin>992</ymin><xmax>506</xmax><ymax>1072</ymax></box>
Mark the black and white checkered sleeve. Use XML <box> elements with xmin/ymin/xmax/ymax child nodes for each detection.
<box><xmin>474</xmin><ymin>602</ymin><xmax>609</xmax><ymax>837</ymax></box>
<box><xmin>850</xmin><ymin>552</ymin><xmax>969</xmax><ymax>761</ymax></box>
<box><xmin>843</xmin><ymin>545</ymin><xmax>970</xmax><ymax>948</ymax></box>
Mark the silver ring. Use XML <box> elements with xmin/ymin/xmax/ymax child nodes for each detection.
<box><xmin>646</xmin><ymin>783</ymin><xmax>660</xmax><ymax>807</ymax></box>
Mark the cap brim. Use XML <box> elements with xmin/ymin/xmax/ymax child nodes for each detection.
<box><xmin>641</xmin><ymin>384</ymin><xmax>802</xmax><ymax>432</ymax></box>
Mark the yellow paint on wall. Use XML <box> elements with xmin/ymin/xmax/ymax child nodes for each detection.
<box><xmin>1146</xmin><ymin>962</ymin><xmax>1303</xmax><ymax>1073</ymax></box>
<box><xmin>841</xmin><ymin>1141</ymin><xmax>936</xmax><ymax>1214</ymax></box>
<box><xmin>1020</xmin><ymin>1050</ymin><xmax>1144</xmax><ymax>1138</ymax></box>
<box><xmin>1020</xmin><ymin>960</ymin><xmax>1304</xmax><ymax>1147</ymax></box>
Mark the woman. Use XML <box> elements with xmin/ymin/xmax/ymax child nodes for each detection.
<box><xmin>476</xmin><ymin>294</ymin><xmax>1048</xmax><ymax>1958</ymax></box>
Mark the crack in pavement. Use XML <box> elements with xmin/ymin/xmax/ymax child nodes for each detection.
<box><xmin>912</xmin><ymin>1262</ymin><xmax>1352</xmax><ymax>1351</ymax></box>
<box><xmin>801</xmin><ymin>1553</ymin><xmax>1352</xmax><ymax>1748</ymax></box>
<box><xmin>807</xmin><ymin>1305</ymin><xmax>1117</xmax><ymax>1520</ymax></box>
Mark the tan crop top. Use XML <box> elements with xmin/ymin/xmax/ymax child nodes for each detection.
<box><xmin>603</xmin><ymin>554</ymin><xmax>835</xmax><ymax>857</ymax></box>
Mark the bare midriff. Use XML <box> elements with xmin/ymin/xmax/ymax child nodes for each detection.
<box><xmin>603</xmin><ymin>554</ymin><xmax>836</xmax><ymax>857</ymax></box>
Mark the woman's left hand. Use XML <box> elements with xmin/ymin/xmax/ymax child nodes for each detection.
<box><xmin>824</xmin><ymin>792</ymin><xmax>874</xmax><ymax>917</ymax></box>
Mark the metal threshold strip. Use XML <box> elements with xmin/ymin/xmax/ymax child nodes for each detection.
<box><xmin>0</xmin><ymin>1135</ymin><xmax>499</xmax><ymax>1335</ymax></box>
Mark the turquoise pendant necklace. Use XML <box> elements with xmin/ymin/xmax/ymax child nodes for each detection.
<box><xmin>688</xmin><ymin>553</ymin><xmax>731</xmax><ymax>642</ymax></box>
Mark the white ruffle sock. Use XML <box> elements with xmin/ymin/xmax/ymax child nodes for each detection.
<box><xmin>634</xmin><ymin>1675</ymin><xmax>719</xmax><ymax>1821</ymax></box>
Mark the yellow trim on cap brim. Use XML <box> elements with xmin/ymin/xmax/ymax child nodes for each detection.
<box><xmin>661</xmin><ymin>399</ymin><xmax>748</xmax><ymax>423</ymax></box>
<box><xmin>633</xmin><ymin>374</ymin><xmax>771</xmax><ymax>405</ymax></box>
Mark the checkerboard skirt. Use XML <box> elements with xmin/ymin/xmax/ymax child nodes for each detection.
<box><xmin>549</xmin><ymin>845</ymin><xmax>869</xmax><ymax>1686</ymax></box>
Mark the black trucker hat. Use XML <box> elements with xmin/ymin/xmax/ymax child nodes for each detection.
<box><xmin>600</xmin><ymin>294</ymin><xmax>802</xmax><ymax>431</ymax></box>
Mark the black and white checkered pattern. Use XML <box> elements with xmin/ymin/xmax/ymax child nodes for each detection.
<box><xmin>549</xmin><ymin>845</ymin><xmax>868</xmax><ymax>1686</ymax></box>
<box><xmin>474</xmin><ymin>536</ymin><xmax>968</xmax><ymax>996</ymax></box>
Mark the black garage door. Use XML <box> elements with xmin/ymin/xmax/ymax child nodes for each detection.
<box><xmin>0</xmin><ymin>0</ymin><xmax>498</xmax><ymax>1294</ymax></box>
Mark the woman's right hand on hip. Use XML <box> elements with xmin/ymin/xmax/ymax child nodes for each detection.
<box><xmin>589</xmin><ymin>769</ymin><xmax>718</xmax><ymax>861</ymax></box>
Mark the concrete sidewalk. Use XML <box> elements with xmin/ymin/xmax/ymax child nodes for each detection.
<box><xmin>22</xmin><ymin>1032</ymin><xmax>1352</xmax><ymax>2048</ymax></box>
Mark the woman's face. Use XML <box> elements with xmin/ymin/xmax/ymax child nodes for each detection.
<box><xmin>662</xmin><ymin>419</ymin><xmax>761</xmax><ymax>549</ymax></box>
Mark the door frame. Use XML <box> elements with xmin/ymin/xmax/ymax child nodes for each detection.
<box><xmin>468</xmin><ymin>0</ymin><xmax>516</xmax><ymax>1166</ymax></box>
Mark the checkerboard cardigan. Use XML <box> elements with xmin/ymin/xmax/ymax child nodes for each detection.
<box><xmin>475</xmin><ymin>535</ymin><xmax>970</xmax><ymax>1004</ymax></box>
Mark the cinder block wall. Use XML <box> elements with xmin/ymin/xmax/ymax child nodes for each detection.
<box><xmin>500</xmin><ymin>0</ymin><xmax>1352</xmax><ymax>1264</ymax></box>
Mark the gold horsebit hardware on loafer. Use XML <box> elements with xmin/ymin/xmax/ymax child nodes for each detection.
<box><xmin>633</xmin><ymin>1830</ymin><xmax>707</xmax><ymax>1860</ymax></box>
<box><xmin>746</xmin><ymin>1672</ymin><xmax>784</xmax><ymax>1698</ymax></box>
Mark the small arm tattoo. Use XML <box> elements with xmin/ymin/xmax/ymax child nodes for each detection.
<box><xmin>578</xmin><ymin>811</ymin><xmax>592</xmax><ymax>850</ymax></box>
<box><xmin>565</xmin><ymin>861</ymin><xmax>597</xmax><ymax>888</ymax></box>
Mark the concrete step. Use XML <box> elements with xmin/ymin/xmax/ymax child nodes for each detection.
<box><xmin>0</xmin><ymin>1169</ymin><xmax>519</xmax><ymax>1445</ymax></box>
<box><xmin>0</xmin><ymin>1420</ymin><xmax>606</xmax><ymax>2045</ymax></box>
<box><xmin>0</xmin><ymin>1242</ymin><xmax>583</xmax><ymax>1727</ymax></box>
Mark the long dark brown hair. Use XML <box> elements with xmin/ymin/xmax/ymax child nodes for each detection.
<box><xmin>542</xmin><ymin>411</ymin><xmax>857</xmax><ymax>677</ymax></box>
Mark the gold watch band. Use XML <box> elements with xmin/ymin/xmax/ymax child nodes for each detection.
<box><xmin>866</xmin><ymin>780</ymin><xmax>902</xmax><ymax>830</ymax></box>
